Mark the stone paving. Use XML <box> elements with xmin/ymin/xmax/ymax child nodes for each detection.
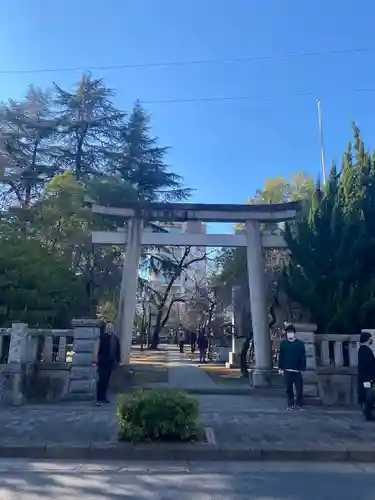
<box><xmin>0</xmin><ymin>344</ymin><xmax>373</xmax><ymax>453</ymax></box>
<box><xmin>167</xmin><ymin>347</ymin><xmax>218</xmax><ymax>390</ymax></box>
<box><xmin>0</xmin><ymin>395</ymin><xmax>373</xmax><ymax>451</ymax></box>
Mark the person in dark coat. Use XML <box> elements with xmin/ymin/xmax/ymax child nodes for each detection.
<box><xmin>95</xmin><ymin>322</ymin><xmax>121</xmax><ymax>406</ymax></box>
<box><xmin>278</xmin><ymin>324</ymin><xmax>306</xmax><ymax>410</ymax></box>
<box><xmin>190</xmin><ymin>330</ymin><xmax>197</xmax><ymax>354</ymax></box>
<box><xmin>177</xmin><ymin>329</ymin><xmax>186</xmax><ymax>353</ymax></box>
<box><xmin>197</xmin><ymin>332</ymin><xmax>209</xmax><ymax>364</ymax></box>
<box><xmin>357</xmin><ymin>331</ymin><xmax>375</xmax><ymax>421</ymax></box>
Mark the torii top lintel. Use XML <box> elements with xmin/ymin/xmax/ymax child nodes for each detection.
<box><xmin>87</xmin><ymin>200</ymin><xmax>300</xmax><ymax>223</ymax></box>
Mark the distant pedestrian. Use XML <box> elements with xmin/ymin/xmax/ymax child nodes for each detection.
<box><xmin>278</xmin><ymin>324</ymin><xmax>306</xmax><ymax>410</ymax></box>
<box><xmin>190</xmin><ymin>331</ymin><xmax>197</xmax><ymax>353</ymax></box>
<box><xmin>178</xmin><ymin>329</ymin><xmax>185</xmax><ymax>353</ymax></box>
<box><xmin>95</xmin><ymin>322</ymin><xmax>120</xmax><ymax>406</ymax></box>
<box><xmin>358</xmin><ymin>331</ymin><xmax>375</xmax><ymax>421</ymax></box>
<box><xmin>198</xmin><ymin>332</ymin><xmax>209</xmax><ymax>364</ymax></box>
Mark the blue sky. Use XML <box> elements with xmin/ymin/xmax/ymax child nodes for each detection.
<box><xmin>1</xmin><ymin>0</ymin><xmax>375</xmax><ymax>211</ymax></box>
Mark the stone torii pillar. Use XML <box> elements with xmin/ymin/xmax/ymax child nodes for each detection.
<box><xmin>117</xmin><ymin>217</ymin><xmax>143</xmax><ymax>364</ymax></box>
<box><xmin>245</xmin><ymin>220</ymin><xmax>272</xmax><ymax>387</ymax></box>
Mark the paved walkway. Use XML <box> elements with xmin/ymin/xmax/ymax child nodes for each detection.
<box><xmin>0</xmin><ymin>344</ymin><xmax>372</xmax><ymax>455</ymax></box>
<box><xmin>0</xmin><ymin>395</ymin><xmax>371</xmax><ymax>451</ymax></box>
<box><xmin>166</xmin><ymin>346</ymin><xmax>218</xmax><ymax>390</ymax></box>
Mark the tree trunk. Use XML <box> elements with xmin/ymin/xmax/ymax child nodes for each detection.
<box><xmin>150</xmin><ymin>313</ymin><xmax>162</xmax><ymax>349</ymax></box>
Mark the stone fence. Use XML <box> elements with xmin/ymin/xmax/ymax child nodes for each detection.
<box><xmin>313</xmin><ymin>332</ymin><xmax>361</xmax><ymax>406</ymax></box>
<box><xmin>293</xmin><ymin>326</ymin><xmax>373</xmax><ymax>406</ymax></box>
<box><xmin>0</xmin><ymin>320</ymin><xmax>100</xmax><ymax>406</ymax></box>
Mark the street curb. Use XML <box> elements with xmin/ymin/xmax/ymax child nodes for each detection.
<box><xmin>184</xmin><ymin>388</ymin><xmax>322</xmax><ymax>404</ymax></box>
<box><xmin>1</xmin><ymin>444</ymin><xmax>375</xmax><ymax>462</ymax></box>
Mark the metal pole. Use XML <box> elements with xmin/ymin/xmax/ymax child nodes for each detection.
<box><xmin>317</xmin><ymin>100</ymin><xmax>327</xmax><ymax>184</ymax></box>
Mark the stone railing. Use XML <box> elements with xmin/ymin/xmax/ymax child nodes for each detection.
<box><xmin>28</xmin><ymin>329</ymin><xmax>74</xmax><ymax>363</ymax></box>
<box><xmin>281</xmin><ymin>327</ymin><xmax>362</xmax><ymax>406</ymax></box>
<box><xmin>0</xmin><ymin>320</ymin><xmax>100</xmax><ymax>406</ymax></box>
<box><xmin>313</xmin><ymin>333</ymin><xmax>363</xmax><ymax>406</ymax></box>
<box><xmin>315</xmin><ymin>334</ymin><xmax>360</xmax><ymax>368</ymax></box>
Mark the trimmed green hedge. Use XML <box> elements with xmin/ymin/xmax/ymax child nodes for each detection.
<box><xmin>116</xmin><ymin>388</ymin><xmax>200</xmax><ymax>442</ymax></box>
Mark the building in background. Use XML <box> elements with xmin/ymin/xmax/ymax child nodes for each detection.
<box><xmin>146</xmin><ymin>220</ymin><xmax>207</xmax><ymax>335</ymax></box>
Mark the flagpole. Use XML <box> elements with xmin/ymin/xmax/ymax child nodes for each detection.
<box><xmin>317</xmin><ymin>99</ymin><xmax>327</xmax><ymax>184</ymax></box>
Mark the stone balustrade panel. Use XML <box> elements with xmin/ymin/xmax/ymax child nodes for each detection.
<box><xmin>294</xmin><ymin>323</ymin><xmax>317</xmax><ymax>371</ymax></box>
<box><xmin>315</xmin><ymin>334</ymin><xmax>361</xmax><ymax>368</ymax></box>
<box><xmin>0</xmin><ymin>321</ymin><xmax>98</xmax><ymax>406</ymax></box>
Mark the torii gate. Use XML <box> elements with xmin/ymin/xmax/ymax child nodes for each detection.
<box><xmin>88</xmin><ymin>200</ymin><xmax>299</xmax><ymax>387</ymax></box>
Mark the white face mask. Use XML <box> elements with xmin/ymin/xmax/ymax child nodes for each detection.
<box><xmin>105</xmin><ymin>323</ymin><xmax>114</xmax><ymax>334</ymax></box>
<box><xmin>286</xmin><ymin>332</ymin><xmax>296</xmax><ymax>341</ymax></box>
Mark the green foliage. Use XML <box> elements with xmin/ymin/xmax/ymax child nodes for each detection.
<box><xmin>215</xmin><ymin>172</ymin><xmax>314</xmax><ymax>288</ymax></box>
<box><xmin>214</xmin><ymin>247</ymin><xmax>247</xmax><ymax>286</ymax></box>
<box><xmin>0</xmin><ymin>75</ymin><xmax>190</xmax><ymax>327</ymax></box>
<box><xmin>54</xmin><ymin>73</ymin><xmax>125</xmax><ymax>180</ymax></box>
<box><xmin>283</xmin><ymin>124</ymin><xmax>375</xmax><ymax>334</ymax></box>
<box><xmin>100</xmin><ymin>101</ymin><xmax>191</xmax><ymax>204</ymax></box>
<box><xmin>116</xmin><ymin>389</ymin><xmax>200</xmax><ymax>442</ymax></box>
<box><xmin>0</xmin><ymin>86</ymin><xmax>59</xmax><ymax>207</ymax></box>
<box><xmin>248</xmin><ymin>173</ymin><xmax>315</xmax><ymax>204</ymax></box>
<box><xmin>0</xmin><ymin>237</ymin><xmax>85</xmax><ymax>327</ymax></box>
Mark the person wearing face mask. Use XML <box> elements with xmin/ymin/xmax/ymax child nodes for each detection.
<box><xmin>357</xmin><ymin>332</ymin><xmax>375</xmax><ymax>421</ymax></box>
<box><xmin>278</xmin><ymin>324</ymin><xmax>306</xmax><ymax>410</ymax></box>
<box><xmin>94</xmin><ymin>322</ymin><xmax>121</xmax><ymax>406</ymax></box>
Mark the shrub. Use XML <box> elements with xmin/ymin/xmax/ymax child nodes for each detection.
<box><xmin>116</xmin><ymin>388</ymin><xmax>200</xmax><ymax>442</ymax></box>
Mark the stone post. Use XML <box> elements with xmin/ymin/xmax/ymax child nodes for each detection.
<box><xmin>117</xmin><ymin>217</ymin><xmax>143</xmax><ymax>364</ymax></box>
<box><xmin>8</xmin><ymin>323</ymin><xmax>29</xmax><ymax>363</ymax></box>
<box><xmin>226</xmin><ymin>286</ymin><xmax>243</xmax><ymax>368</ymax></box>
<box><xmin>294</xmin><ymin>323</ymin><xmax>317</xmax><ymax>370</ymax></box>
<box><xmin>245</xmin><ymin>221</ymin><xmax>272</xmax><ymax>386</ymax></box>
<box><xmin>0</xmin><ymin>323</ymin><xmax>29</xmax><ymax>406</ymax></box>
<box><xmin>294</xmin><ymin>323</ymin><xmax>318</xmax><ymax>397</ymax></box>
<box><xmin>69</xmin><ymin>319</ymin><xmax>100</xmax><ymax>399</ymax></box>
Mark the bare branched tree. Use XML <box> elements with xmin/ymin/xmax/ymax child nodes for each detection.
<box><xmin>142</xmin><ymin>246</ymin><xmax>208</xmax><ymax>349</ymax></box>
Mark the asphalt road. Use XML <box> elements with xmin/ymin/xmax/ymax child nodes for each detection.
<box><xmin>1</xmin><ymin>460</ymin><xmax>375</xmax><ymax>499</ymax></box>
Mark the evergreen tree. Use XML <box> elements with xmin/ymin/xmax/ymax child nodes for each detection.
<box><xmin>0</xmin><ymin>86</ymin><xmax>58</xmax><ymax>207</ymax></box>
<box><xmin>284</xmin><ymin>125</ymin><xmax>375</xmax><ymax>334</ymax></box>
<box><xmin>54</xmin><ymin>73</ymin><xmax>125</xmax><ymax>180</ymax></box>
<box><xmin>105</xmin><ymin>101</ymin><xmax>191</xmax><ymax>203</ymax></box>
<box><xmin>0</xmin><ymin>236</ymin><xmax>86</xmax><ymax>327</ymax></box>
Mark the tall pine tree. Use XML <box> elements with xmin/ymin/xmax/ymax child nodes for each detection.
<box><xmin>0</xmin><ymin>86</ymin><xmax>58</xmax><ymax>207</ymax></box>
<box><xmin>105</xmin><ymin>101</ymin><xmax>191</xmax><ymax>203</ymax></box>
<box><xmin>54</xmin><ymin>73</ymin><xmax>125</xmax><ymax>180</ymax></box>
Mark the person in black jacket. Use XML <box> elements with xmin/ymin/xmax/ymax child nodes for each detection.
<box><xmin>197</xmin><ymin>331</ymin><xmax>209</xmax><ymax>364</ymax></box>
<box><xmin>358</xmin><ymin>331</ymin><xmax>375</xmax><ymax>421</ymax></box>
<box><xmin>278</xmin><ymin>324</ymin><xmax>306</xmax><ymax>410</ymax></box>
<box><xmin>95</xmin><ymin>322</ymin><xmax>121</xmax><ymax>406</ymax></box>
<box><xmin>190</xmin><ymin>330</ymin><xmax>197</xmax><ymax>354</ymax></box>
